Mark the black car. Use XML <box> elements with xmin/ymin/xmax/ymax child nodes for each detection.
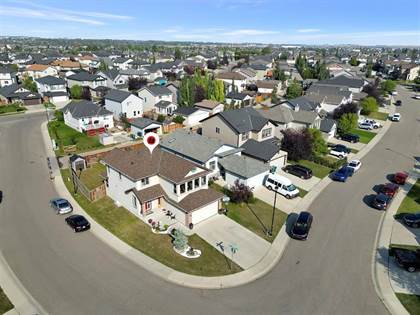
<box><xmin>402</xmin><ymin>212</ymin><xmax>420</xmax><ymax>228</ymax></box>
<box><xmin>291</xmin><ymin>211</ymin><xmax>313</xmax><ymax>240</ymax></box>
<box><xmin>394</xmin><ymin>248</ymin><xmax>420</xmax><ymax>272</ymax></box>
<box><xmin>371</xmin><ymin>193</ymin><xmax>392</xmax><ymax>210</ymax></box>
<box><xmin>338</xmin><ymin>133</ymin><xmax>360</xmax><ymax>143</ymax></box>
<box><xmin>65</xmin><ymin>215</ymin><xmax>90</xmax><ymax>232</ymax></box>
<box><xmin>395</xmin><ymin>100</ymin><xmax>402</xmax><ymax>106</ymax></box>
<box><xmin>332</xmin><ymin>144</ymin><xmax>351</xmax><ymax>153</ymax></box>
<box><xmin>283</xmin><ymin>164</ymin><xmax>313</xmax><ymax>179</ymax></box>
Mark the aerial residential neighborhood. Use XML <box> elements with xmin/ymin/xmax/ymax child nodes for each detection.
<box><xmin>0</xmin><ymin>1</ymin><xmax>419</xmax><ymax>315</ymax></box>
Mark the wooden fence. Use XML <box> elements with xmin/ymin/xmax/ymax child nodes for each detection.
<box><xmin>70</xmin><ymin>169</ymin><xmax>106</xmax><ymax>201</ymax></box>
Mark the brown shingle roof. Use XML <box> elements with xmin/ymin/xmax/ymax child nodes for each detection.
<box><xmin>216</xmin><ymin>71</ymin><xmax>246</xmax><ymax>80</ymax></box>
<box><xmin>102</xmin><ymin>146</ymin><xmax>210</xmax><ymax>183</ymax></box>
<box><xmin>176</xmin><ymin>189</ymin><xmax>223</xmax><ymax>213</ymax></box>
<box><xmin>51</xmin><ymin>60</ymin><xmax>82</xmax><ymax>68</ymax></box>
<box><xmin>131</xmin><ymin>184</ymin><xmax>167</xmax><ymax>203</ymax></box>
<box><xmin>27</xmin><ymin>64</ymin><xmax>50</xmax><ymax>71</ymax></box>
<box><xmin>194</xmin><ymin>99</ymin><xmax>221</xmax><ymax>109</ymax></box>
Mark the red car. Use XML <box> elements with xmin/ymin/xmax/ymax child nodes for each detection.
<box><xmin>394</xmin><ymin>172</ymin><xmax>408</xmax><ymax>185</ymax></box>
<box><xmin>381</xmin><ymin>183</ymin><xmax>399</xmax><ymax>197</ymax></box>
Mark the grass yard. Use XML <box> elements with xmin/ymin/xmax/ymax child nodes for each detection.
<box><xmin>397</xmin><ymin>180</ymin><xmax>420</xmax><ymax>215</ymax></box>
<box><xmin>61</xmin><ymin>169</ymin><xmax>242</xmax><ymax>276</ymax></box>
<box><xmin>396</xmin><ymin>293</ymin><xmax>420</xmax><ymax>315</ymax></box>
<box><xmin>297</xmin><ymin>187</ymin><xmax>308</xmax><ymax>198</ymax></box>
<box><xmin>350</xmin><ymin>128</ymin><xmax>376</xmax><ymax>144</ymax></box>
<box><xmin>0</xmin><ymin>287</ymin><xmax>13</xmax><ymax>314</ymax></box>
<box><xmin>79</xmin><ymin>163</ymin><xmax>107</xmax><ymax>190</ymax></box>
<box><xmin>211</xmin><ymin>183</ymin><xmax>288</xmax><ymax>242</ymax></box>
<box><xmin>0</xmin><ymin>104</ymin><xmax>26</xmax><ymax>115</ymax></box>
<box><xmin>367</xmin><ymin>111</ymin><xmax>389</xmax><ymax>121</ymax></box>
<box><xmin>297</xmin><ymin>160</ymin><xmax>332</xmax><ymax>178</ymax></box>
<box><xmin>48</xmin><ymin>121</ymin><xmax>102</xmax><ymax>154</ymax></box>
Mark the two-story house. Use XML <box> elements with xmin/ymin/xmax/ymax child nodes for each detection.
<box><xmin>66</xmin><ymin>72</ymin><xmax>107</xmax><ymax>90</ymax></box>
<box><xmin>25</xmin><ymin>64</ymin><xmax>58</xmax><ymax>79</ymax></box>
<box><xmin>194</xmin><ymin>99</ymin><xmax>224</xmax><ymax>115</ymax></box>
<box><xmin>215</xmin><ymin>72</ymin><xmax>247</xmax><ymax>93</ymax></box>
<box><xmin>0</xmin><ymin>83</ymin><xmax>42</xmax><ymax>105</ymax></box>
<box><xmin>61</xmin><ymin>100</ymin><xmax>114</xmax><ymax>133</ymax></box>
<box><xmin>137</xmin><ymin>85</ymin><xmax>173</xmax><ymax>113</ymax></box>
<box><xmin>104</xmin><ymin>89</ymin><xmax>143</xmax><ymax>120</ymax></box>
<box><xmin>0</xmin><ymin>65</ymin><xmax>17</xmax><ymax>87</ymax></box>
<box><xmin>35</xmin><ymin>75</ymin><xmax>69</xmax><ymax>103</ymax></box>
<box><xmin>314</xmin><ymin>75</ymin><xmax>366</xmax><ymax>93</ymax></box>
<box><xmin>305</xmin><ymin>85</ymin><xmax>352</xmax><ymax>113</ymax></box>
<box><xmin>102</xmin><ymin>146</ymin><xmax>223</xmax><ymax>227</ymax></box>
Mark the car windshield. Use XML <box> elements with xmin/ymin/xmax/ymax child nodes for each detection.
<box><xmin>349</xmin><ymin>162</ymin><xmax>357</xmax><ymax>167</ymax></box>
<box><xmin>285</xmin><ymin>184</ymin><xmax>297</xmax><ymax>192</ymax></box>
<box><xmin>295</xmin><ymin>221</ymin><xmax>307</xmax><ymax>228</ymax></box>
<box><xmin>58</xmin><ymin>201</ymin><xmax>70</xmax><ymax>208</ymax></box>
<box><xmin>74</xmin><ymin>217</ymin><xmax>88</xmax><ymax>224</ymax></box>
<box><xmin>376</xmin><ymin>198</ymin><xmax>386</xmax><ymax>204</ymax></box>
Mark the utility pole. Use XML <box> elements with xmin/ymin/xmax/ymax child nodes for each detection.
<box><xmin>268</xmin><ymin>187</ymin><xmax>278</xmax><ymax>237</ymax></box>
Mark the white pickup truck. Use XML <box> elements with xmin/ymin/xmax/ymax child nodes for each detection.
<box><xmin>362</xmin><ymin>119</ymin><xmax>382</xmax><ymax>129</ymax></box>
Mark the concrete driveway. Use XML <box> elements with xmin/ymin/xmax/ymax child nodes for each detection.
<box><xmin>328</xmin><ymin>137</ymin><xmax>365</xmax><ymax>151</ymax></box>
<box><xmin>277</xmin><ymin>167</ymin><xmax>321</xmax><ymax>191</ymax></box>
<box><xmin>194</xmin><ymin>215</ymin><xmax>270</xmax><ymax>269</ymax></box>
<box><xmin>391</xmin><ymin>220</ymin><xmax>420</xmax><ymax>246</ymax></box>
<box><xmin>388</xmin><ymin>258</ymin><xmax>420</xmax><ymax>295</ymax></box>
<box><xmin>253</xmin><ymin>186</ymin><xmax>300</xmax><ymax>214</ymax></box>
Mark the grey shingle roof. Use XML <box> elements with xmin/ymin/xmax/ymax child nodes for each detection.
<box><xmin>257</xmin><ymin>106</ymin><xmax>294</xmax><ymax>124</ymax></box>
<box><xmin>35</xmin><ymin>75</ymin><xmax>65</xmax><ymax>86</ymax></box>
<box><xmin>175</xmin><ymin>107</ymin><xmax>199</xmax><ymax>116</ymax></box>
<box><xmin>155</xmin><ymin>100</ymin><xmax>172</xmax><ymax>108</ymax></box>
<box><xmin>67</xmin><ymin>72</ymin><xmax>105</xmax><ymax>82</ymax></box>
<box><xmin>219</xmin><ymin>155</ymin><xmax>269</xmax><ymax>179</ymax></box>
<box><xmin>217</xmin><ymin>107</ymin><xmax>268</xmax><ymax>134</ymax></box>
<box><xmin>284</xmin><ymin>96</ymin><xmax>319</xmax><ymax>111</ymax></box>
<box><xmin>290</xmin><ymin>110</ymin><xmax>319</xmax><ymax>125</ymax></box>
<box><xmin>104</xmin><ymin>89</ymin><xmax>132</xmax><ymax>102</ymax></box>
<box><xmin>226</xmin><ymin>92</ymin><xmax>249</xmax><ymax>101</ymax></box>
<box><xmin>130</xmin><ymin>117</ymin><xmax>161</xmax><ymax>129</ymax></box>
<box><xmin>240</xmin><ymin>138</ymin><xmax>281</xmax><ymax>162</ymax></box>
<box><xmin>62</xmin><ymin>100</ymin><xmax>112</xmax><ymax>119</ymax></box>
<box><xmin>320</xmin><ymin>118</ymin><xmax>336</xmax><ymax>133</ymax></box>
<box><xmin>142</xmin><ymin>85</ymin><xmax>172</xmax><ymax>96</ymax></box>
<box><xmin>315</xmin><ymin>75</ymin><xmax>365</xmax><ymax>89</ymax></box>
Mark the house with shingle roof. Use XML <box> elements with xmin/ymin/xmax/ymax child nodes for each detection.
<box><xmin>314</xmin><ymin>74</ymin><xmax>367</xmax><ymax>93</ymax></box>
<box><xmin>0</xmin><ymin>83</ymin><xmax>42</xmax><ymax>105</ymax></box>
<box><xmin>104</xmin><ymin>89</ymin><xmax>143</xmax><ymax>119</ymax></box>
<box><xmin>102</xmin><ymin>146</ymin><xmax>223</xmax><ymax>227</ymax></box>
<box><xmin>0</xmin><ymin>65</ymin><xmax>17</xmax><ymax>88</ymax></box>
<box><xmin>61</xmin><ymin>100</ymin><xmax>114</xmax><ymax>132</ymax></box>
<box><xmin>306</xmin><ymin>84</ymin><xmax>352</xmax><ymax>113</ymax></box>
<box><xmin>194</xmin><ymin>99</ymin><xmax>224</xmax><ymax>114</ymax></box>
<box><xmin>137</xmin><ymin>85</ymin><xmax>173</xmax><ymax>112</ymax></box>
<box><xmin>35</xmin><ymin>75</ymin><xmax>68</xmax><ymax>104</ymax></box>
<box><xmin>215</xmin><ymin>71</ymin><xmax>247</xmax><ymax>93</ymax></box>
<box><xmin>25</xmin><ymin>64</ymin><xmax>58</xmax><ymax>79</ymax></box>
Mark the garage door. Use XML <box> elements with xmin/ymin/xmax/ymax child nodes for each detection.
<box><xmin>191</xmin><ymin>201</ymin><xmax>219</xmax><ymax>224</ymax></box>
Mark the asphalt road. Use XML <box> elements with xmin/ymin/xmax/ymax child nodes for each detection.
<box><xmin>0</xmin><ymin>85</ymin><xmax>418</xmax><ymax>315</ymax></box>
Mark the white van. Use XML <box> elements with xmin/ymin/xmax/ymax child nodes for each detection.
<box><xmin>264</xmin><ymin>174</ymin><xmax>300</xmax><ymax>199</ymax></box>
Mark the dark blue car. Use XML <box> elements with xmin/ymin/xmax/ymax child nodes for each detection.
<box><xmin>332</xmin><ymin>166</ymin><xmax>354</xmax><ymax>182</ymax></box>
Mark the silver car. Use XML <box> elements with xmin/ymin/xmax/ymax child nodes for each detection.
<box><xmin>50</xmin><ymin>198</ymin><xmax>73</xmax><ymax>215</ymax></box>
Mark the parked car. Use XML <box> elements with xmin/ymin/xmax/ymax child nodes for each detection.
<box><xmin>358</xmin><ymin>122</ymin><xmax>374</xmax><ymax>130</ymax></box>
<box><xmin>395</xmin><ymin>100</ymin><xmax>402</xmax><ymax>106</ymax></box>
<box><xmin>65</xmin><ymin>215</ymin><xmax>90</xmax><ymax>232</ymax></box>
<box><xmin>371</xmin><ymin>193</ymin><xmax>392</xmax><ymax>210</ymax></box>
<box><xmin>283</xmin><ymin>164</ymin><xmax>313</xmax><ymax>179</ymax></box>
<box><xmin>50</xmin><ymin>198</ymin><xmax>73</xmax><ymax>215</ymax></box>
<box><xmin>347</xmin><ymin>159</ymin><xmax>362</xmax><ymax>172</ymax></box>
<box><xmin>391</xmin><ymin>91</ymin><xmax>398</xmax><ymax>96</ymax></box>
<box><xmin>291</xmin><ymin>211</ymin><xmax>313</xmax><ymax>240</ymax></box>
<box><xmin>265</xmin><ymin>174</ymin><xmax>300</xmax><ymax>199</ymax></box>
<box><xmin>363</xmin><ymin>119</ymin><xmax>382</xmax><ymax>129</ymax></box>
<box><xmin>391</xmin><ymin>113</ymin><xmax>401</xmax><ymax>121</ymax></box>
<box><xmin>402</xmin><ymin>212</ymin><xmax>420</xmax><ymax>228</ymax></box>
<box><xmin>337</xmin><ymin>133</ymin><xmax>360</xmax><ymax>143</ymax></box>
<box><xmin>394</xmin><ymin>248</ymin><xmax>420</xmax><ymax>272</ymax></box>
<box><xmin>331</xmin><ymin>166</ymin><xmax>353</xmax><ymax>182</ymax></box>
<box><xmin>329</xmin><ymin>144</ymin><xmax>350</xmax><ymax>159</ymax></box>
<box><xmin>414</xmin><ymin>94</ymin><xmax>420</xmax><ymax>100</ymax></box>
<box><xmin>380</xmin><ymin>183</ymin><xmax>399</xmax><ymax>197</ymax></box>
<box><xmin>394</xmin><ymin>172</ymin><xmax>408</xmax><ymax>185</ymax></box>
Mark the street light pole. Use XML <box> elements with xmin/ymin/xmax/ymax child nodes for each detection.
<box><xmin>268</xmin><ymin>188</ymin><xmax>277</xmax><ymax>237</ymax></box>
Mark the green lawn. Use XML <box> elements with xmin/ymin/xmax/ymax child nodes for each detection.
<box><xmin>0</xmin><ymin>287</ymin><xmax>13</xmax><ymax>314</ymax></box>
<box><xmin>61</xmin><ymin>169</ymin><xmax>242</xmax><ymax>276</ymax></box>
<box><xmin>0</xmin><ymin>104</ymin><xmax>26</xmax><ymax>115</ymax></box>
<box><xmin>350</xmin><ymin>128</ymin><xmax>377</xmax><ymax>144</ymax></box>
<box><xmin>48</xmin><ymin>121</ymin><xmax>102</xmax><ymax>154</ymax></box>
<box><xmin>397</xmin><ymin>180</ymin><xmax>420</xmax><ymax>215</ymax></box>
<box><xmin>297</xmin><ymin>160</ymin><xmax>332</xmax><ymax>178</ymax></box>
<box><xmin>396</xmin><ymin>293</ymin><xmax>420</xmax><ymax>315</ymax></box>
<box><xmin>297</xmin><ymin>187</ymin><xmax>308</xmax><ymax>198</ymax></box>
<box><xmin>367</xmin><ymin>111</ymin><xmax>389</xmax><ymax>121</ymax></box>
<box><xmin>79</xmin><ymin>163</ymin><xmax>107</xmax><ymax>190</ymax></box>
<box><xmin>211</xmin><ymin>183</ymin><xmax>288</xmax><ymax>242</ymax></box>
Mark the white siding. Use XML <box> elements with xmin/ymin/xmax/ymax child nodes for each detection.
<box><xmin>191</xmin><ymin>201</ymin><xmax>219</xmax><ymax>224</ymax></box>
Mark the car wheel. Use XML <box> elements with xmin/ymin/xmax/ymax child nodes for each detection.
<box><xmin>339</xmin><ymin>155</ymin><xmax>343</xmax><ymax>159</ymax></box>
<box><xmin>413</xmin><ymin>223</ymin><xmax>419</xmax><ymax>228</ymax></box>
<box><xmin>301</xmin><ymin>175</ymin><xmax>305</xmax><ymax>179</ymax></box>
<box><xmin>286</xmin><ymin>194</ymin><xmax>291</xmax><ymax>199</ymax></box>
<box><xmin>74</xmin><ymin>228</ymin><xmax>78</xmax><ymax>233</ymax></box>
<box><xmin>407</xmin><ymin>266</ymin><xmax>416</xmax><ymax>273</ymax></box>
<box><xmin>267</xmin><ymin>186</ymin><xmax>273</xmax><ymax>191</ymax></box>
<box><xmin>374</xmin><ymin>126</ymin><xmax>378</xmax><ymax>129</ymax></box>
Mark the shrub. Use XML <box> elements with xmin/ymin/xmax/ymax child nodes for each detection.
<box><xmin>172</xmin><ymin>115</ymin><xmax>185</xmax><ymax>124</ymax></box>
<box><xmin>360</xmin><ymin>97</ymin><xmax>378</xmax><ymax>115</ymax></box>
<box><xmin>281</xmin><ymin>128</ymin><xmax>313</xmax><ymax>161</ymax></box>
<box><xmin>338</xmin><ymin>113</ymin><xmax>358</xmax><ymax>134</ymax></box>
<box><xmin>230</xmin><ymin>180</ymin><xmax>253</xmax><ymax>204</ymax></box>
<box><xmin>70</xmin><ymin>85</ymin><xmax>83</xmax><ymax>99</ymax></box>
<box><xmin>311</xmin><ymin>155</ymin><xmax>347</xmax><ymax>169</ymax></box>
<box><xmin>308</xmin><ymin>128</ymin><xmax>328</xmax><ymax>155</ymax></box>
<box><xmin>55</xmin><ymin>110</ymin><xmax>64</xmax><ymax>121</ymax></box>
<box><xmin>157</xmin><ymin>114</ymin><xmax>166</xmax><ymax>123</ymax></box>
<box><xmin>332</xmin><ymin>102</ymin><xmax>359</xmax><ymax>120</ymax></box>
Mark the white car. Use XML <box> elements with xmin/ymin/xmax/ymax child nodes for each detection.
<box><xmin>329</xmin><ymin>145</ymin><xmax>350</xmax><ymax>159</ymax></box>
<box><xmin>414</xmin><ymin>94</ymin><xmax>420</xmax><ymax>100</ymax></box>
<box><xmin>391</xmin><ymin>113</ymin><xmax>401</xmax><ymax>121</ymax></box>
<box><xmin>358</xmin><ymin>122</ymin><xmax>374</xmax><ymax>130</ymax></box>
<box><xmin>392</xmin><ymin>91</ymin><xmax>398</xmax><ymax>96</ymax></box>
<box><xmin>347</xmin><ymin>159</ymin><xmax>362</xmax><ymax>172</ymax></box>
<box><xmin>363</xmin><ymin>119</ymin><xmax>382</xmax><ymax>129</ymax></box>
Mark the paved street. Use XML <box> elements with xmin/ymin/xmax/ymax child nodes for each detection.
<box><xmin>0</xmin><ymin>85</ymin><xmax>418</xmax><ymax>315</ymax></box>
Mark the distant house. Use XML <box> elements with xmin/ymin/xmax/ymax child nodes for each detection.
<box><xmin>35</xmin><ymin>76</ymin><xmax>68</xmax><ymax>104</ymax></box>
<box><xmin>215</xmin><ymin>72</ymin><xmax>247</xmax><ymax>93</ymax></box>
<box><xmin>194</xmin><ymin>99</ymin><xmax>224</xmax><ymax>114</ymax></box>
<box><xmin>306</xmin><ymin>85</ymin><xmax>352</xmax><ymax>113</ymax></box>
<box><xmin>174</xmin><ymin>107</ymin><xmax>209</xmax><ymax>127</ymax></box>
<box><xmin>104</xmin><ymin>89</ymin><xmax>143</xmax><ymax>120</ymax></box>
<box><xmin>0</xmin><ymin>65</ymin><xmax>17</xmax><ymax>87</ymax></box>
<box><xmin>155</xmin><ymin>100</ymin><xmax>177</xmax><ymax>116</ymax></box>
<box><xmin>225</xmin><ymin>92</ymin><xmax>253</xmax><ymax>107</ymax></box>
<box><xmin>401</xmin><ymin>64</ymin><xmax>420</xmax><ymax>81</ymax></box>
<box><xmin>314</xmin><ymin>75</ymin><xmax>366</xmax><ymax>93</ymax></box>
<box><xmin>25</xmin><ymin>64</ymin><xmax>58</xmax><ymax>79</ymax></box>
<box><xmin>113</xmin><ymin>57</ymin><xmax>133</xmax><ymax>70</ymax></box>
<box><xmin>98</xmin><ymin>69</ymin><xmax>121</xmax><ymax>89</ymax></box>
<box><xmin>319</xmin><ymin>118</ymin><xmax>337</xmax><ymax>140</ymax></box>
<box><xmin>166</xmin><ymin>82</ymin><xmax>180</xmax><ymax>104</ymax></box>
<box><xmin>51</xmin><ymin>60</ymin><xmax>86</xmax><ymax>73</ymax></box>
<box><xmin>137</xmin><ymin>85</ymin><xmax>173</xmax><ymax>112</ymax></box>
<box><xmin>255</xmin><ymin>80</ymin><xmax>281</xmax><ymax>95</ymax></box>
<box><xmin>129</xmin><ymin>117</ymin><xmax>162</xmax><ymax>138</ymax></box>
<box><xmin>0</xmin><ymin>83</ymin><xmax>42</xmax><ymax>105</ymax></box>
<box><xmin>62</xmin><ymin>100</ymin><xmax>114</xmax><ymax>132</ymax></box>
<box><xmin>281</xmin><ymin>96</ymin><xmax>321</xmax><ymax>113</ymax></box>
<box><xmin>67</xmin><ymin>72</ymin><xmax>107</xmax><ymax>90</ymax></box>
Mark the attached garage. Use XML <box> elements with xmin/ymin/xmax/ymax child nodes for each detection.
<box><xmin>191</xmin><ymin>201</ymin><xmax>219</xmax><ymax>225</ymax></box>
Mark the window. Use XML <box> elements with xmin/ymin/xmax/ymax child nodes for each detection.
<box><xmin>187</xmin><ymin>181</ymin><xmax>193</xmax><ymax>191</ymax></box>
<box><xmin>194</xmin><ymin>178</ymin><xmax>200</xmax><ymax>188</ymax></box>
<box><xmin>145</xmin><ymin>201</ymin><xmax>152</xmax><ymax>210</ymax></box>
<box><xmin>241</xmin><ymin>132</ymin><xmax>249</xmax><ymax>141</ymax></box>
<box><xmin>133</xmin><ymin>111</ymin><xmax>136</xmax><ymax>116</ymax></box>
<box><xmin>216</xmin><ymin>127</ymin><xmax>220</xmax><ymax>134</ymax></box>
<box><xmin>262</xmin><ymin>128</ymin><xmax>272</xmax><ymax>139</ymax></box>
<box><xmin>201</xmin><ymin>176</ymin><xmax>207</xmax><ymax>185</ymax></box>
<box><xmin>180</xmin><ymin>183</ymin><xmax>186</xmax><ymax>194</ymax></box>
<box><xmin>209</xmin><ymin>161</ymin><xmax>216</xmax><ymax>170</ymax></box>
<box><xmin>141</xmin><ymin>177</ymin><xmax>149</xmax><ymax>185</ymax></box>
<box><xmin>173</xmin><ymin>184</ymin><xmax>177</xmax><ymax>194</ymax></box>
<box><xmin>132</xmin><ymin>195</ymin><xmax>137</xmax><ymax>208</ymax></box>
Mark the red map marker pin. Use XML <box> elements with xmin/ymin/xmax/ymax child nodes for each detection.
<box><xmin>144</xmin><ymin>133</ymin><xmax>159</xmax><ymax>154</ymax></box>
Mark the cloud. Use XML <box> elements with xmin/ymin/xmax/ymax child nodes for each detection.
<box><xmin>297</xmin><ymin>28</ymin><xmax>320</xmax><ymax>33</ymax></box>
<box><xmin>222</xmin><ymin>29</ymin><xmax>279</xmax><ymax>36</ymax></box>
<box><xmin>217</xmin><ymin>0</ymin><xmax>267</xmax><ymax>10</ymax></box>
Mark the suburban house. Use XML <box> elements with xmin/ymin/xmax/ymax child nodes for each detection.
<box><xmin>0</xmin><ymin>83</ymin><xmax>42</xmax><ymax>105</ymax></box>
<box><xmin>66</xmin><ymin>72</ymin><xmax>107</xmax><ymax>90</ymax></box>
<box><xmin>401</xmin><ymin>64</ymin><xmax>420</xmax><ymax>81</ymax></box>
<box><xmin>101</xmin><ymin>146</ymin><xmax>224</xmax><ymax>227</ymax></box>
<box><xmin>255</xmin><ymin>80</ymin><xmax>281</xmax><ymax>95</ymax></box>
<box><xmin>25</xmin><ymin>64</ymin><xmax>58</xmax><ymax>79</ymax></box>
<box><xmin>98</xmin><ymin>69</ymin><xmax>121</xmax><ymax>89</ymax></box>
<box><xmin>113</xmin><ymin>57</ymin><xmax>133</xmax><ymax>70</ymax></box>
<box><xmin>248</xmin><ymin>64</ymin><xmax>269</xmax><ymax>79</ymax></box>
<box><xmin>129</xmin><ymin>117</ymin><xmax>162</xmax><ymax>138</ymax></box>
<box><xmin>160</xmin><ymin>129</ymin><xmax>241</xmax><ymax>178</ymax></box>
<box><xmin>155</xmin><ymin>100</ymin><xmax>177</xmax><ymax>116</ymax></box>
<box><xmin>35</xmin><ymin>76</ymin><xmax>68</xmax><ymax>104</ymax></box>
<box><xmin>166</xmin><ymin>82</ymin><xmax>180</xmax><ymax>104</ymax></box>
<box><xmin>314</xmin><ymin>75</ymin><xmax>366</xmax><ymax>93</ymax></box>
<box><xmin>51</xmin><ymin>60</ymin><xmax>87</xmax><ymax>73</ymax></box>
<box><xmin>225</xmin><ymin>92</ymin><xmax>253</xmax><ymax>107</ymax></box>
<box><xmin>319</xmin><ymin>118</ymin><xmax>337</xmax><ymax>140</ymax></box>
<box><xmin>240</xmin><ymin>138</ymin><xmax>288</xmax><ymax>171</ymax></box>
<box><xmin>215</xmin><ymin>72</ymin><xmax>247</xmax><ymax>93</ymax></box>
<box><xmin>61</xmin><ymin>100</ymin><xmax>114</xmax><ymax>133</ymax></box>
<box><xmin>0</xmin><ymin>65</ymin><xmax>17</xmax><ymax>87</ymax></box>
<box><xmin>174</xmin><ymin>107</ymin><xmax>209</xmax><ymax>127</ymax></box>
<box><xmin>104</xmin><ymin>89</ymin><xmax>143</xmax><ymax>120</ymax></box>
<box><xmin>137</xmin><ymin>85</ymin><xmax>173</xmax><ymax>112</ymax></box>
<box><xmin>281</xmin><ymin>96</ymin><xmax>321</xmax><ymax>113</ymax></box>
<box><xmin>194</xmin><ymin>99</ymin><xmax>224</xmax><ymax>114</ymax></box>
<box><xmin>306</xmin><ymin>85</ymin><xmax>352</xmax><ymax>113</ymax></box>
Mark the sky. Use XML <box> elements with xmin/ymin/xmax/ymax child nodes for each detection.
<box><xmin>0</xmin><ymin>0</ymin><xmax>419</xmax><ymax>45</ymax></box>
